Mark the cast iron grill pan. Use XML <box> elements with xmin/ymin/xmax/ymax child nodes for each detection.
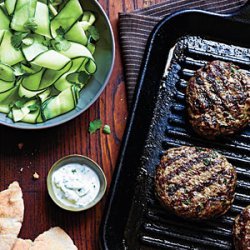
<box><xmin>100</xmin><ymin>4</ymin><xmax>250</xmax><ymax>250</ymax></box>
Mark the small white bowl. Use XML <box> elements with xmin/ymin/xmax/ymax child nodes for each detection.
<box><xmin>47</xmin><ymin>154</ymin><xmax>107</xmax><ymax>212</ymax></box>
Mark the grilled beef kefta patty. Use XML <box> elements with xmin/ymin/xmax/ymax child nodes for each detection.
<box><xmin>233</xmin><ymin>205</ymin><xmax>250</xmax><ymax>250</ymax></box>
<box><xmin>186</xmin><ymin>60</ymin><xmax>250</xmax><ymax>138</ymax></box>
<box><xmin>155</xmin><ymin>146</ymin><xmax>237</xmax><ymax>219</ymax></box>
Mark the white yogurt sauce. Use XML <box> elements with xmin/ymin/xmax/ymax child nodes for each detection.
<box><xmin>52</xmin><ymin>163</ymin><xmax>100</xmax><ymax>208</ymax></box>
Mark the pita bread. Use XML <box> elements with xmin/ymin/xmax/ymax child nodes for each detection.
<box><xmin>30</xmin><ymin>227</ymin><xmax>77</xmax><ymax>250</ymax></box>
<box><xmin>0</xmin><ymin>182</ymin><xmax>24</xmax><ymax>250</ymax></box>
<box><xmin>12</xmin><ymin>239</ymin><xmax>33</xmax><ymax>250</ymax></box>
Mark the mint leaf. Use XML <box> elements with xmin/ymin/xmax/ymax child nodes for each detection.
<box><xmin>14</xmin><ymin>98</ymin><xmax>28</xmax><ymax>109</ymax></box>
<box><xmin>51</xmin><ymin>36</ymin><xmax>71</xmax><ymax>51</ymax></box>
<box><xmin>51</xmin><ymin>26</ymin><xmax>71</xmax><ymax>51</ymax></box>
<box><xmin>42</xmin><ymin>38</ymin><xmax>50</xmax><ymax>47</ymax></box>
<box><xmin>11</xmin><ymin>32</ymin><xmax>28</xmax><ymax>50</ymax></box>
<box><xmin>24</xmin><ymin>18</ymin><xmax>37</xmax><ymax>32</ymax></box>
<box><xmin>87</xmin><ymin>26</ymin><xmax>100</xmax><ymax>42</ymax></box>
<box><xmin>56</xmin><ymin>26</ymin><xmax>65</xmax><ymax>36</ymax></box>
<box><xmin>28</xmin><ymin>103</ymin><xmax>39</xmax><ymax>112</ymax></box>
<box><xmin>103</xmin><ymin>125</ymin><xmax>111</xmax><ymax>134</ymax></box>
<box><xmin>89</xmin><ymin>119</ymin><xmax>102</xmax><ymax>134</ymax></box>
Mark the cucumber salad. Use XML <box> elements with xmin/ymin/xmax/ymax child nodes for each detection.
<box><xmin>0</xmin><ymin>0</ymin><xmax>99</xmax><ymax>123</ymax></box>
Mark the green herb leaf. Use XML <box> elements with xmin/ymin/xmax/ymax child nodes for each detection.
<box><xmin>89</xmin><ymin>119</ymin><xmax>102</xmax><ymax>134</ymax></box>
<box><xmin>56</xmin><ymin>26</ymin><xmax>65</xmax><ymax>36</ymax></box>
<box><xmin>14</xmin><ymin>98</ymin><xmax>28</xmax><ymax>109</ymax></box>
<box><xmin>51</xmin><ymin>36</ymin><xmax>71</xmax><ymax>51</ymax></box>
<box><xmin>24</xmin><ymin>18</ymin><xmax>38</xmax><ymax>32</ymax></box>
<box><xmin>195</xmin><ymin>147</ymin><xmax>203</xmax><ymax>152</ymax></box>
<box><xmin>183</xmin><ymin>199</ymin><xmax>191</xmax><ymax>205</ymax></box>
<box><xmin>28</xmin><ymin>103</ymin><xmax>39</xmax><ymax>112</ymax></box>
<box><xmin>11</xmin><ymin>32</ymin><xmax>28</xmax><ymax>50</ymax></box>
<box><xmin>42</xmin><ymin>38</ymin><xmax>50</xmax><ymax>47</ymax></box>
<box><xmin>87</xmin><ymin>26</ymin><xmax>100</xmax><ymax>41</ymax></box>
<box><xmin>103</xmin><ymin>124</ymin><xmax>111</xmax><ymax>134</ymax></box>
<box><xmin>211</xmin><ymin>151</ymin><xmax>218</xmax><ymax>159</ymax></box>
<box><xmin>203</xmin><ymin>158</ymin><xmax>211</xmax><ymax>166</ymax></box>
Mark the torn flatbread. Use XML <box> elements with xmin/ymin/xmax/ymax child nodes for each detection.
<box><xmin>13</xmin><ymin>227</ymin><xmax>78</xmax><ymax>250</ymax></box>
<box><xmin>12</xmin><ymin>239</ymin><xmax>33</xmax><ymax>250</ymax></box>
<box><xmin>30</xmin><ymin>227</ymin><xmax>78</xmax><ymax>250</ymax></box>
<box><xmin>0</xmin><ymin>182</ymin><xmax>24</xmax><ymax>250</ymax></box>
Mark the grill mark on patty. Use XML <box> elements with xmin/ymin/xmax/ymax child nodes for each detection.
<box><xmin>162</xmin><ymin>152</ymin><xmax>211</xmax><ymax>182</ymax></box>
<box><xmin>167</xmin><ymin>159</ymin><xmax>226</xmax><ymax>198</ymax></box>
<box><xmin>199</xmin><ymin>71</ymin><xmax>232</xmax><ymax>114</ymax></box>
<box><xmin>200</xmin><ymin>170</ymin><xmax>236</xmax><ymax>199</ymax></box>
<box><xmin>169</xmin><ymin>157</ymin><xmax>220</xmax><ymax>187</ymax></box>
<box><xmin>169</xmin><ymin>168</ymin><xmax>232</xmax><ymax>211</ymax></box>
<box><xmin>162</xmin><ymin>147</ymin><xmax>197</xmax><ymax>166</ymax></box>
<box><xmin>208</xmin><ymin>63</ymin><xmax>244</xmax><ymax>114</ymax></box>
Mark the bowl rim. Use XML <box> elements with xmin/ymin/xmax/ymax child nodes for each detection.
<box><xmin>0</xmin><ymin>0</ymin><xmax>115</xmax><ymax>130</ymax></box>
<box><xmin>47</xmin><ymin>154</ymin><xmax>107</xmax><ymax>212</ymax></box>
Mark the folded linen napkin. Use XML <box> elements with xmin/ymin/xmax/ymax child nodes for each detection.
<box><xmin>119</xmin><ymin>0</ymin><xmax>248</xmax><ymax>106</ymax></box>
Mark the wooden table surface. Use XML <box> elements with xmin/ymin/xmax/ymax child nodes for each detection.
<box><xmin>0</xmin><ymin>0</ymin><xmax>164</xmax><ymax>249</ymax></box>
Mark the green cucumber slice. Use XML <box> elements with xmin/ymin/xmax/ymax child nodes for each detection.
<box><xmin>34</xmin><ymin>2</ymin><xmax>51</xmax><ymax>38</ymax></box>
<box><xmin>18</xmin><ymin>84</ymin><xmax>44</xmax><ymax>98</ymax></box>
<box><xmin>80</xmin><ymin>11</ymin><xmax>95</xmax><ymax>30</ymax></box>
<box><xmin>53</xmin><ymin>57</ymin><xmax>84</xmax><ymax>91</ymax></box>
<box><xmin>36</xmin><ymin>112</ymin><xmax>43</xmax><ymax>123</ymax></box>
<box><xmin>31</xmin><ymin>50</ymin><xmax>70</xmax><ymax>70</ymax></box>
<box><xmin>21</xmin><ymin>63</ymin><xmax>42</xmax><ymax>74</ymax></box>
<box><xmin>0</xmin><ymin>30</ymin><xmax>5</xmax><ymax>43</ymax></box>
<box><xmin>42</xmin><ymin>86</ymin><xmax>76</xmax><ymax>120</ymax></box>
<box><xmin>0</xmin><ymin>104</ymin><xmax>11</xmax><ymax>114</ymax></box>
<box><xmin>0</xmin><ymin>63</ymin><xmax>15</xmax><ymax>82</ymax></box>
<box><xmin>0</xmin><ymin>79</ymin><xmax>15</xmax><ymax>93</ymax></box>
<box><xmin>11</xmin><ymin>99</ymin><xmax>40</xmax><ymax>122</ymax></box>
<box><xmin>0</xmin><ymin>85</ymin><xmax>19</xmax><ymax>113</ymax></box>
<box><xmin>60</xmin><ymin>42</ymin><xmax>93</xmax><ymax>59</ymax></box>
<box><xmin>65</xmin><ymin>21</ymin><xmax>87</xmax><ymax>46</ymax></box>
<box><xmin>21</xmin><ymin>68</ymin><xmax>45</xmax><ymax>90</ymax></box>
<box><xmin>21</xmin><ymin>108</ymin><xmax>40</xmax><ymax>123</ymax></box>
<box><xmin>22</xmin><ymin>34</ymin><xmax>48</xmax><ymax>61</ymax></box>
<box><xmin>39</xmin><ymin>60</ymin><xmax>72</xmax><ymax>89</ymax></box>
<box><xmin>11</xmin><ymin>0</ymin><xmax>37</xmax><ymax>32</ymax></box>
<box><xmin>50</xmin><ymin>0</ymin><xmax>82</xmax><ymax>37</ymax></box>
<box><xmin>12</xmin><ymin>106</ymin><xmax>29</xmax><ymax>122</ymax></box>
<box><xmin>0</xmin><ymin>31</ymin><xmax>24</xmax><ymax>65</ymax></box>
<box><xmin>38</xmin><ymin>88</ymin><xmax>50</xmax><ymax>102</ymax></box>
<box><xmin>0</xmin><ymin>6</ymin><xmax>10</xmax><ymax>30</ymax></box>
<box><xmin>87</xmin><ymin>43</ymin><xmax>95</xmax><ymax>54</ymax></box>
<box><xmin>4</xmin><ymin>0</ymin><xmax>16</xmax><ymax>15</ymax></box>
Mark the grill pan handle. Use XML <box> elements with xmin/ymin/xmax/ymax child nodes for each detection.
<box><xmin>230</xmin><ymin>1</ymin><xmax>250</xmax><ymax>23</ymax></box>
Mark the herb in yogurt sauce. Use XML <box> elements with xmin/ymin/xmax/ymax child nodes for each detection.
<box><xmin>52</xmin><ymin>163</ymin><xmax>100</xmax><ymax>209</ymax></box>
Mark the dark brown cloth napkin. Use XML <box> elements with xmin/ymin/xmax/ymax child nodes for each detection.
<box><xmin>119</xmin><ymin>0</ymin><xmax>248</xmax><ymax>106</ymax></box>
